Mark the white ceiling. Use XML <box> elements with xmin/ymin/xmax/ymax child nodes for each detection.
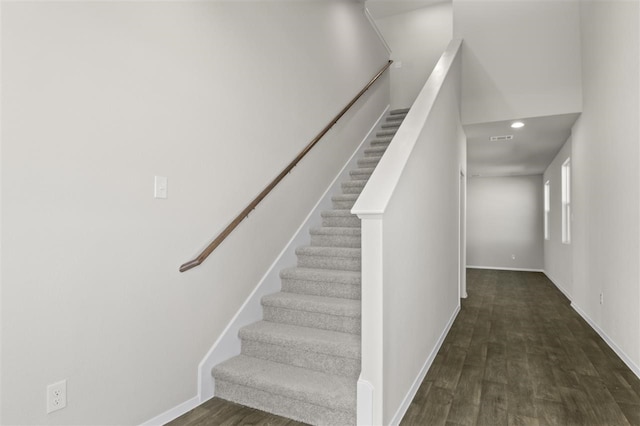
<box><xmin>365</xmin><ymin>1</ymin><xmax>580</xmax><ymax>177</ymax></box>
<box><xmin>465</xmin><ymin>113</ymin><xmax>580</xmax><ymax>177</ymax></box>
<box><xmin>365</xmin><ymin>0</ymin><xmax>449</xmax><ymax>19</ymax></box>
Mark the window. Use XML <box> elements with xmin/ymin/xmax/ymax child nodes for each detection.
<box><xmin>561</xmin><ymin>158</ymin><xmax>571</xmax><ymax>244</ymax></box>
<box><xmin>544</xmin><ymin>180</ymin><xmax>550</xmax><ymax>240</ymax></box>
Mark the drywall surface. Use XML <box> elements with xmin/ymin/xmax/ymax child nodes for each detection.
<box><xmin>543</xmin><ymin>138</ymin><xmax>573</xmax><ymax>298</ymax></box>
<box><xmin>571</xmin><ymin>0</ymin><xmax>640</xmax><ymax>370</ymax></box>
<box><xmin>453</xmin><ymin>0</ymin><xmax>582</xmax><ymax>125</ymax></box>
<box><xmin>353</xmin><ymin>40</ymin><xmax>465</xmax><ymax>424</ymax></box>
<box><xmin>467</xmin><ymin>176</ymin><xmax>544</xmax><ymax>270</ymax></box>
<box><xmin>0</xmin><ymin>2</ymin><xmax>389</xmax><ymax>424</ymax></box>
<box><xmin>372</xmin><ymin>2</ymin><xmax>452</xmax><ymax>109</ymax></box>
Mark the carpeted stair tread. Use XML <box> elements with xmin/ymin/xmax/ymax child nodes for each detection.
<box><xmin>364</xmin><ymin>146</ymin><xmax>388</xmax><ymax>156</ymax></box>
<box><xmin>370</xmin><ymin>138</ymin><xmax>392</xmax><ymax>147</ymax></box>
<box><xmin>386</xmin><ymin>115</ymin><xmax>404</xmax><ymax>122</ymax></box>
<box><xmin>376</xmin><ymin>130</ymin><xmax>397</xmax><ymax>137</ymax></box>
<box><xmin>381</xmin><ymin>122</ymin><xmax>401</xmax><ymax>129</ymax></box>
<box><xmin>262</xmin><ymin>292</ymin><xmax>360</xmax><ymax>318</ymax></box>
<box><xmin>239</xmin><ymin>321</ymin><xmax>360</xmax><ymax>359</ymax></box>
<box><xmin>390</xmin><ymin>108</ymin><xmax>410</xmax><ymax>115</ymax></box>
<box><xmin>331</xmin><ymin>194</ymin><xmax>359</xmax><ymax>203</ymax></box>
<box><xmin>280</xmin><ymin>267</ymin><xmax>361</xmax><ymax>285</ymax></box>
<box><xmin>310</xmin><ymin>226</ymin><xmax>360</xmax><ymax>237</ymax></box>
<box><xmin>212</xmin><ymin>355</ymin><xmax>356</xmax><ymax>413</ymax></box>
<box><xmin>321</xmin><ymin>209</ymin><xmax>357</xmax><ymax>216</ymax></box>
<box><xmin>295</xmin><ymin>245</ymin><xmax>360</xmax><ymax>258</ymax></box>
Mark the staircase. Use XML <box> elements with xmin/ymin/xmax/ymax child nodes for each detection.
<box><xmin>211</xmin><ymin>109</ymin><xmax>409</xmax><ymax>425</ymax></box>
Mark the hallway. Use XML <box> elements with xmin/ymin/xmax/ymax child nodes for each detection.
<box><xmin>169</xmin><ymin>269</ymin><xmax>640</xmax><ymax>425</ymax></box>
<box><xmin>402</xmin><ymin>269</ymin><xmax>640</xmax><ymax>425</ymax></box>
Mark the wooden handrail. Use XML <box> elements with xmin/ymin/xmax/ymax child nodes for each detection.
<box><xmin>180</xmin><ymin>60</ymin><xmax>393</xmax><ymax>272</ymax></box>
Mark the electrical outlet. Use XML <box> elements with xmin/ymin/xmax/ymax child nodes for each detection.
<box><xmin>47</xmin><ymin>380</ymin><xmax>67</xmax><ymax>413</ymax></box>
<box><xmin>511</xmin><ymin>254</ymin><xmax>516</xmax><ymax>260</ymax></box>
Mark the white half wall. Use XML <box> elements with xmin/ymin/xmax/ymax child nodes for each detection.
<box><xmin>453</xmin><ymin>0</ymin><xmax>582</xmax><ymax>125</ymax></box>
<box><xmin>371</xmin><ymin>2</ymin><xmax>453</xmax><ymax>109</ymax></box>
<box><xmin>0</xmin><ymin>2</ymin><xmax>390</xmax><ymax>424</ymax></box>
<box><xmin>467</xmin><ymin>175</ymin><xmax>544</xmax><ymax>271</ymax></box>
<box><xmin>353</xmin><ymin>39</ymin><xmax>465</xmax><ymax>425</ymax></box>
<box><xmin>543</xmin><ymin>137</ymin><xmax>573</xmax><ymax>298</ymax></box>
<box><xmin>570</xmin><ymin>0</ymin><xmax>640</xmax><ymax>373</ymax></box>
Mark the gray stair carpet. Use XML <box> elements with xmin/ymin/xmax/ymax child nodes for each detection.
<box><xmin>211</xmin><ymin>109</ymin><xmax>408</xmax><ymax>425</ymax></box>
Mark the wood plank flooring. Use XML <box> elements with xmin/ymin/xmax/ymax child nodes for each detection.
<box><xmin>167</xmin><ymin>269</ymin><xmax>640</xmax><ymax>426</ymax></box>
<box><xmin>402</xmin><ymin>269</ymin><xmax>640</xmax><ymax>426</ymax></box>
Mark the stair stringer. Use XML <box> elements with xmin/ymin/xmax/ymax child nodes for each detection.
<box><xmin>196</xmin><ymin>105</ymin><xmax>391</xmax><ymax>403</ymax></box>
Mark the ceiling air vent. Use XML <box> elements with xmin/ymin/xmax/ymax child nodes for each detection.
<box><xmin>490</xmin><ymin>135</ymin><xmax>514</xmax><ymax>141</ymax></box>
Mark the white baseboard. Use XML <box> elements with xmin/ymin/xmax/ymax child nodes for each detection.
<box><xmin>139</xmin><ymin>395</ymin><xmax>201</xmax><ymax>426</ymax></box>
<box><xmin>388</xmin><ymin>303</ymin><xmax>461</xmax><ymax>426</ymax></box>
<box><xmin>542</xmin><ymin>271</ymin><xmax>572</xmax><ymax>301</ymax></box>
<box><xmin>571</xmin><ymin>302</ymin><xmax>640</xmax><ymax>379</ymax></box>
<box><xmin>195</xmin><ymin>105</ymin><xmax>391</xmax><ymax>403</ymax></box>
<box><xmin>467</xmin><ymin>265</ymin><xmax>544</xmax><ymax>273</ymax></box>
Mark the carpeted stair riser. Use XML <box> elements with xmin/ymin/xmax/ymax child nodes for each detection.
<box><xmin>263</xmin><ymin>306</ymin><xmax>360</xmax><ymax>334</ymax></box>
<box><xmin>241</xmin><ymin>339</ymin><xmax>360</xmax><ymax>378</ymax></box>
<box><xmin>390</xmin><ymin>108</ymin><xmax>409</xmax><ymax>115</ymax></box>
<box><xmin>357</xmin><ymin>156</ymin><xmax>382</xmax><ymax>169</ymax></box>
<box><xmin>370</xmin><ymin>139</ymin><xmax>392</xmax><ymax>148</ymax></box>
<box><xmin>364</xmin><ymin>146</ymin><xmax>387</xmax><ymax>157</ymax></box>
<box><xmin>215</xmin><ymin>380</ymin><xmax>354</xmax><ymax>425</ymax></box>
<box><xmin>211</xmin><ymin>110</ymin><xmax>408</xmax><ymax>425</ymax></box>
<box><xmin>376</xmin><ymin>130</ymin><xmax>397</xmax><ymax>138</ymax></box>
<box><xmin>341</xmin><ymin>180</ymin><xmax>367</xmax><ymax>195</ymax></box>
<box><xmin>296</xmin><ymin>246</ymin><xmax>361</xmax><ymax>271</ymax></box>
<box><xmin>280</xmin><ymin>267</ymin><xmax>361</xmax><ymax>299</ymax></box>
<box><xmin>281</xmin><ymin>278</ymin><xmax>360</xmax><ymax>300</ymax></box>
<box><xmin>331</xmin><ymin>194</ymin><xmax>360</xmax><ymax>210</ymax></box>
<box><xmin>238</xmin><ymin>321</ymin><xmax>360</xmax><ymax>377</ymax></box>
<box><xmin>261</xmin><ymin>292</ymin><xmax>361</xmax><ymax>334</ymax></box>
<box><xmin>321</xmin><ymin>210</ymin><xmax>360</xmax><ymax>228</ymax></box>
<box><xmin>349</xmin><ymin>168</ymin><xmax>375</xmax><ymax>181</ymax></box>
<box><xmin>310</xmin><ymin>229</ymin><xmax>360</xmax><ymax>248</ymax></box>
<box><xmin>213</xmin><ymin>355</ymin><xmax>356</xmax><ymax>425</ymax></box>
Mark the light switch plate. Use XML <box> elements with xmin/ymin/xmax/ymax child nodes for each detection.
<box><xmin>154</xmin><ymin>176</ymin><xmax>168</xmax><ymax>199</ymax></box>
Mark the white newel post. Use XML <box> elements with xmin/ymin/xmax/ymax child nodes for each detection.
<box><xmin>356</xmin><ymin>215</ymin><xmax>384</xmax><ymax>426</ymax></box>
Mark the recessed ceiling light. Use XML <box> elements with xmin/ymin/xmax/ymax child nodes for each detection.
<box><xmin>511</xmin><ymin>121</ymin><xmax>525</xmax><ymax>129</ymax></box>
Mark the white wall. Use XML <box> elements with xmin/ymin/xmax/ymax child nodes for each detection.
<box><xmin>372</xmin><ymin>2</ymin><xmax>452</xmax><ymax>109</ymax></box>
<box><xmin>467</xmin><ymin>176</ymin><xmax>544</xmax><ymax>271</ymax></box>
<box><xmin>353</xmin><ymin>39</ymin><xmax>465</xmax><ymax>425</ymax></box>
<box><xmin>570</xmin><ymin>0</ymin><xmax>640</xmax><ymax>373</ymax></box>
<box><xmin>0</xmin><ymin>2</ymin><xmax>389</xmax><ymax>424</ymax></box>
<box><xmin>453</xmin><ymin>0</ymin><xmax>582</xmax><ymax>125</ymax></box>
<box><xmin>543</xmin><ymin>138</ymin><xmax>573</xmax><ymax>298</ymax></box>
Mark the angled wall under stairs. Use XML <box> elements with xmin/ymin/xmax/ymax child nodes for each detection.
<box><xmin>210</xmin><ymin>109</ymin><xmax>409</xmax><ymax>425</ymax></box>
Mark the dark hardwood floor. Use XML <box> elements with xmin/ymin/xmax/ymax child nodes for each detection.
<box><xmin>165</xmin><ymin>396</ymin><xmax>303</xmax><ymax>426</ymax></box>
<box><xmin>168</xmin><ymin>269</ymin><xmax>640</xmax><ymax>426</ymax></box>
